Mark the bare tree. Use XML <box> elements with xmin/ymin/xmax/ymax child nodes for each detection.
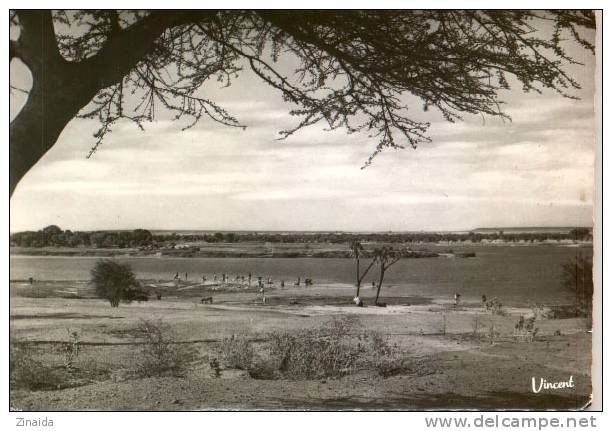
<box><xmin>350</xmin><ymin>240</ymin><xmax>376</xmax><ymax>299</ymax></box>
<box><xmin>9</xmin><ymin>10</ymin><xmax>595</xmax><ymax>196</ymax></box>
<box><xmin>372</xmin><ymin>246</ymin><xmax>404</xmax><ymax>306</ymax></box>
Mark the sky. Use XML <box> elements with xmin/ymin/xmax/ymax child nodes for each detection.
<box><xmin>9</xmin><ymin>16</ymin><xmax>597</xmax><ymax>233</ymax></box>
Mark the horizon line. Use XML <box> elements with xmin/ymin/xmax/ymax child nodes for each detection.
<box><xmin>9</xmin><ymin>225</ymin><xmax>593</xmax><ymax>235</ymax></box>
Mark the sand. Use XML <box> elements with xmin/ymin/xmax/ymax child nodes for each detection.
<box><xmin>9</xmin><ymin>281</ymin><xmax>592</xmax><ymax>411</ymax></box>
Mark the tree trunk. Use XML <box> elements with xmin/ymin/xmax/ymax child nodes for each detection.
<box><xmin>355</xmin><ymin>255</ymin><xmax>361</xmax><ymax>298</ymax></box>
<box><xmin>10</xmin><ymin>10</ymin><xmax>201</xmax><ymax>196</ymax></box>
<box><xmin>10</xmin><ymin>10</ymin><xmax>101</xmax><ymax>196</ymax></box>
<box><xmin>375</xmin><ymin>267</ymin><xmax>385</xmax><ymax>305</ymax></box>
<box><xmin>10</xmin><ymin>66</ymin><xmax>98</xmax><ymax>195</ymax></box>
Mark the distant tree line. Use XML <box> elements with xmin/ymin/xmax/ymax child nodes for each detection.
<box><xmin>10</xmin><ymin>225</ymin><xmax>154</xmax><ymax>248</ymax></box>
<box><xmin>10</xmin><ymin>225</ymin><xmax>593</xmax><ymax>248</ymax></box>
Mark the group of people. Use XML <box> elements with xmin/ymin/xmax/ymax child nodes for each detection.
<box><xmin>171</xmin><ymin>271</ymin><xmax>313</xmax><ymax>290</ymax></box>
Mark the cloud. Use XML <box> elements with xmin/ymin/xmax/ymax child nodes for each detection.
<box><xmin>10</xmin><ymin>42</ymin><xmax>596</xmax><ymax>232</ymax></box>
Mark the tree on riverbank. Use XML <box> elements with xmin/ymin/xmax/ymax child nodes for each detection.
<box><xmin>9</xmin><ymin>10</ymin><xmax>595</xmax><ymax>196</ymax></box>
<box><xmin>373</xmin><ymin>247</ymin><xmax>404</xmax><ymax>306</ymax></box>
<box><xmin>350</xmin><ymin>240</ymin><xmax>376</xmax><ymax>300</ymax></box>
<box><xmin>91</xmin><ymin>260</ymin><xmax>143</xmax><ymax>307</ymax></box>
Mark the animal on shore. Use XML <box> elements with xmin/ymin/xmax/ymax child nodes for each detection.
<box><xmin>200</xmin><ymin>296</ymin><xmax>213</xmax><ymax>304</ymax></box>
<box><xmin>133</xmin><ymin>293</ymin><xmax>149</xmax><ymax>303</ymax></box>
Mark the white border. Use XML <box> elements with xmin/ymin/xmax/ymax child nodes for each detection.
<box><xmin>2</xmin><ymin>3</ymin><xmax>607</xmax><ymax>430</ymax></box>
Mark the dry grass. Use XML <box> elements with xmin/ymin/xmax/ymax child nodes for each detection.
<box><xmin>221</xmin><ymin>334</ymin><xmax>254</xmax><ymax>370</ymax></box>
<box><xmin>132</xmin><ymin>319</ymin><xmax>198</xmax><ymax>378</ymax></box>
<box><xmin>10</xmin><ymin>343</ymin><xmax>66</xmax><ymax>391</ymax></box>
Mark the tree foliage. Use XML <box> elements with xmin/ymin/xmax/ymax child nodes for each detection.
<box><xmin>562</xmin><ymin>254</ymin><xmax>594</xmax><ymax>317</ymax></box>
<box><xmin>10</xmin><ymin>226</ymin><xmax>154</xmax><ymax>248</ymax></box>
<box><xmin>9</xmin><ymin>10</ymin><xmax>595</xmax><ymax>195</ymax></box>
<box><xmin>90</xmin><ymin>259</ymin><xmax>142</xmax><ymax>307</ymax></box>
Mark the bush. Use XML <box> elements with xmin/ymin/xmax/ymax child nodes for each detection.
<box><xmin>62</xmin><ymin>330</ymin><xmax>80</xmax><ymax>370</ymax></box>
<box><xmin>215</xmin><ymin>318</ymin><xmax>416</xmax><ymax>381</ymax></box>
<box><xmin>221</xmin><ymin>334</ymin><xmax>254</xmax><ymax>370</ymax></box>
<box><xmin>514</xmin><ymin>315</ymin><xmax>539</xmax><ymax>342</ymax></box>
<box><xmin>562</xmin><ymin>254</ymin><xmax>593</xmax><ymax>317</ymax></box>
<box><xmin>133</xmin><ymin>319</ymin><xmax>197</xmax><ymax>377</ymax></box>
<box><xmin>90</xmin><ymin>259</ymin><xmax>140</xmax><ymax>307</ymax></box>
<box><xmin>267</xmin><ymin>317</ymin><xmax>362</xmax><ymax>380</ymax></box>
<box><xmin>484</xmin><ymin>297</ymin><xmax>504</xmax><ymax>315</ymax></box>
<box><xmin>10</xmin><ymin>343</ymin><xmax>65</xmax><ymax>391</ymax></box>
<box><xmin>247</xmin><ymin>360</ymin><xmax>277</xmax><ymax>380</ymax></box>
<box><xmin>365</xmin><ymin>332</ymin><xmax>411</xmax><ymax>378</ymax></box>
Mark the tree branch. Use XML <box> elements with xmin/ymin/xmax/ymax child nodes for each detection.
<box><xmin>81</xmin><ymin>11</ymin><xmax>218</xmax><ymax>90</ymax></box>
<box><xmin>358</xmin><ymin>259</ymin><xmax>376</xmax><ymax>284</ymax></box>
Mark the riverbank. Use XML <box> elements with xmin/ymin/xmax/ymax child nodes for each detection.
<box><xmin>9</xmin><ymin>278</ymin><xmax>591</xmax><ymax>411</ymax></box>
<box><xmin>10</xmin><ymin>283</ymin><xmax>590</xmax><ymax>410</ymax></box>
<box><xmin>9</xmin><ymin>239</ymin><xmax>591</xmax><ymax>259</ymax></box>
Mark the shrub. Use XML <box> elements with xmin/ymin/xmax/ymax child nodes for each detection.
<box><xmin>133</xmin><ymin>319</ymin><xmax>197</xmax><ymax>377</ymax></box>
<box><xmin>221</xmin><ymin>334</ymin><xmax>254</xmax><ymax>370</ymax></box>
<box><xmin>208</xmin><ymin>357</ymin><xmax>221</xmax><ymax>378</ymax></box>
<box><xmin>247</xmin><ymin>360</ymin><xmax>277</xmax><ymax>380</ymax></box>
<box><xmin>484</xmin><ymin>297</ymin><xmax>504</xmax><ymax>315</ymax></box>
<box><xmin>514</xmin><ymin>315</ymin><xmax>539</xmax><ymax>342</ymax></box>
<box><xmin>267</xmin><ymin>317</ymin><xmax>361</xmax><ymax>380</ymax></box>
<box><xmin>62</xmin><ymin>330</ymin><xmax>80</xmax><ymax>370</ymax></box>
<box><xmin>90</xmin><ymin>259</ymin><xmax>140</xmax><ymax>307</ymax></box>
<box><xmin>486</xmin><ymin>318</ymin><xmax>500</xmax><ymax>344</ymax></box>
<box><xmin>562</xmin><ymin>254</ymin><xmax>593</xmax><ymax>317</ymax></box>
<box><xmin>365</xmin><ymin>332</ymin><xmax>410</xmax><ymax>378</ymax></box>
<box><xmin>10</xmin><ymin>343</ymin><xmax>65</xmax><ymax>391</ymax></box>
<box><xmin>228</xmin><ymin>318</ymin><xmax>416</xmax><ymax>381</ymax></box>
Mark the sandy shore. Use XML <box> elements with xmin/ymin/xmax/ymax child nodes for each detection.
<box><xmin>9</xmin><ymin>280</ymin><xmax>592</xmax><ymax>410</ymax></box>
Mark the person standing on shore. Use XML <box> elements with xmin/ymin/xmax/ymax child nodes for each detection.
<box><xmin>454</xmin><ymin>293</ymin><xmax>461</xmax><ymax>307</ymax></box>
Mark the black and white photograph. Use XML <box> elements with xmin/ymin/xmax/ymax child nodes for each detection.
<box><xmin>8</xmin><ymin>7</ymin><xmax>602</xmax><ymax>413</ymax></box>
